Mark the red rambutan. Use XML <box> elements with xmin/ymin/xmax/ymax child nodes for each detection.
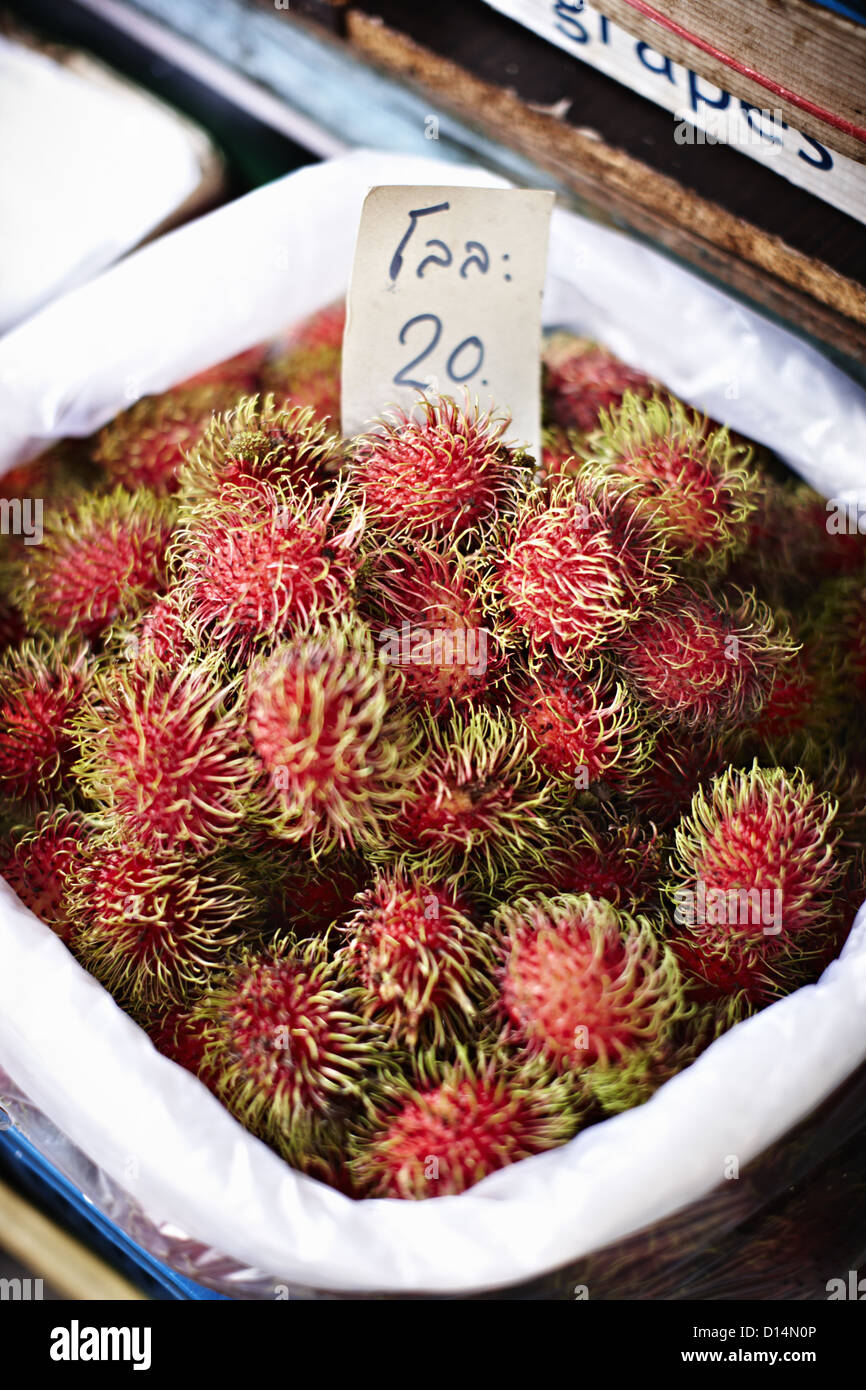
<box><xmin>494</xmin><ymin>476</ymin><xmax>671</xmax><ymax>667</ymax></box>
<box><xmin>614</xmin><ymin>584</ymin><xmax>793</xmax><ymax>731</ymax></box>
<box><xmin>630</xmin><ymin>724</ymin><xmax>729</xmax><ymax>828</ymax></box>
<box><xmin>542</xmin><ymin>334</ymin><xmax>656</xmax><ymax>435</ymax></box>
<box><xmin>666</xmin><ymin>762</ymin><xmax>843</xmax><ymax>1000</ymax></box>
<box><xmin>193</xmin><ymin>932</ymin><xmax>390</xmax><ymax>1163</ymax></box>
<box><xmin>583</xmin><ymin>395</ymin><xmax>759</xmax><ymax>570</ymax></box>
<box><xmin>94</xmin><ymin>385</ymin><xmax>238</xmax><ymax>496</ymax></box>
<box><xmin>395</xmin><ymin>706</ymin><xmax>564</xmax><ymax>881</ymax></box>
<box><xmin>349</xmin><ymin>1048</ymin><xmax>579</xmax><ymax>1199</ymax></box>
<box><xmin>246</xmin><ymin>622</ymin><xmax>421</xmax><ymax>855</ymax></box>
<box><xmin>144</xmin><ymin>1003</ymin><xmax>218</xmax><ymax>1089</ymax></box>
<box><xmin>351</xmin><ymin>397</ymin><xmax>530</xmax><ymax>541</ymax></box>
<box><xmin>73</xmin><ymin>657</ymin><xmax>254</xmax><ymax>854</ymax></box>
<box><xmin>495</xmin><ymin>892</ymin><xmax>687</xmax><ymax>1079</ymax></box>
<box><xmin>0</xmin><ymin>807</ymin><xmax>88</xmax><ymax>940</ymax></box>
<box><xmin>360</xmin><ymin>541</ymin><xmax>504</xmax><ymax>713</ymax></box>
<box><xmin>508</xmin><ymin>658</ymin><xmax>654</xmax><ymax>792</ymax></box>
<box><xmin>172</xmin><ymin>478</ymin><xmax>362</xmax><ymax>659</ymax></box>
<box><xmin>178</xmin><ymin>395</ymin><xmax>343</xmax><ymax>503</ymax></box>
<box><xmin>261</xmin><ymin>302</ymin><xmax>345</xmax><ymax>424</ymax></box>
<box><xmin>338</xmin><ymin>868</ymin><xmax>496</xmax><ymax>1046</ymax></box>
<box><xmin>14</xmin><ymin>488</ymin><xmax>173</xmax><ymax>640</ymax></box>
<box><xmin>69</xmin><ymin>839</ymin><xmax>260</xmax><ymax>1008</ymax></box>
<box><xmin>508</xmin><ymin>814</ymin><xmax>664</xmax><ymax>913</ymax></box>
<box><xmin>0</xmin><ymin>640</ymin><xmax>91</xmax><ymax>805</ymax></box>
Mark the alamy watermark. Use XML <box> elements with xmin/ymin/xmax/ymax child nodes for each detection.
<box><xmin>0</xmin><ymin>497</ymin><xmax>42</xmax><ymax>544</ymax></box>
<box><xmin>674</xmin><ymin>107</ymin><xmax>785</xmax><ymax>153</ymax></box>
<box><xmin>378</xmin><ymin>620</ymin><xmax>488</xmax><ymax>677</ymax></box>
<box><xmin>673</xmin><ymin>879</ymin><xmax>782</xmax><ymax>935</ymax></box>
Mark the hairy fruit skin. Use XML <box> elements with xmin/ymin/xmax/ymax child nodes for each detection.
<box><xmin>509</xmin><ymin>815</ymin><xmax>664</xmax><ymax>913</ymax></box>
<box><xmin>69</xmin><ymin>841</ymin><xmax>260</xmax><ymax>1009</ymax></box>
<box><xmin>496</xmin><ymin>892</ymin><xmax>688</xmax><ymax>1080</ymax></box>
<box><xmin>74</xmin><ymin>658</ymin><xmax>255</xmax><ymax>855</ymax></box>
<box><xmin>193</xmin><ymin>933</ymin><xmax>390</xmax><ymax>1163</ymax></box>
<box><xmin>0</xmin><ymin>640</ymin><xmax>91</xmax><ymax>806</ymax></box>
<box><xmin>509</xmin><ymin>659</ymin><xmax>654</xmax><ymax>792</ymax></box>
<box><xmin>339</xmin><ymin>869</ymin><xmax>496</xmax><ymax>1046</ymax></box>
<box><xmin>666</xmin><ymin>762</ymin><xmax>843</xmax><ymax>1000</ymax></box>
<box><xmin>246</xmin><ymin>623</ymin><xmax>420</xmax><ymax>855</ymax></box>
<box><xmin>173</xmin><ymin>478</ymin><xmax>362</xmax><ymax>660</ymax></box>
<box><xmin>0</xmin><ymin>808</ymin><xmax>88</xmax><ymax>940</ymax></box>
<box><xmin>178</xmin><ymin>395</ymin><xmax>343</xmax><ymax>503</ymax></box>
<box><xmin>352</xmin><ymin>397</ymin><xmax>529</xmax><ymax>541</ymax></box>
<box><xmin>614</xmin><ymin>584</ymin><xmax>792</xmax><ymax>732</ymax></box>
<box><xmin>395</xmin><ymin>707</ymin><xmax>564</xmax><ymax>881</ymax></box>
<box><xmin>584</xmin><ymin>394</ymin><xmax>759</xmax><ymax>570</ymax></box>
<box><xmin>15</xmin><ymin>488</ymin><xmax>173</xmax><ymax>640</ymax></box>
<box><xmin>494</xmin><ymin>477</ymin><xmax>671</xmax><ymax>668</ymax></box>
<box><xmin>349</xmin><ymin>1049</ymin><xmax>579</xmax><ymax>1199</ymax></box>
<box><xmin>542</xmin><ymin>335</ymin><xmax>656</xmax><ymax>435</ymax></box>
<box><xmin>94</xmin><ymin>385</ymin><xmax>237</xmax><ymax>495</ymax></box>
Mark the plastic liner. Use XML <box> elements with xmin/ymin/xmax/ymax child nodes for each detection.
<box><xmin>0</xmin><ymin>150</ymin><xmax>864</xmax><ymax>1297</ymax></box>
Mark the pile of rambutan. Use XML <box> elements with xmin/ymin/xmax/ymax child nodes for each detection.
<box><xmin>1</xmin><ymin>309</ymin><xmax>862</xmax><ymax>1204</ymax></box>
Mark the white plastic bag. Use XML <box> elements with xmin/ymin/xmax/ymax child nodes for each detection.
<box><xmin>0</xmin><ymin>150</ymin><xmax>864</xmax><ymax>1296</ymax></box>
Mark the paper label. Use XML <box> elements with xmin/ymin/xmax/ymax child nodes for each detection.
<box><xmin>341</xmin><ymin>185</ymin><xmax>554</xmax><ymax>459</ymax></box>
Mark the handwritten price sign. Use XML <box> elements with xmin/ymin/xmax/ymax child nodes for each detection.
<box><xmin>341</xmin><ymin>185</ymin><xmax>554</xmax><ymax>460</ymax></box>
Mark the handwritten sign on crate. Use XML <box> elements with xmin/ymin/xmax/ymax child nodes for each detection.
<box><xmin>341</xmin><ymin>185</ymin><xmax>554</xmax><ymax>461</ymax></box>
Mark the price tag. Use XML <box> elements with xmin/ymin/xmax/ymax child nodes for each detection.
<box><xmin>341</xmin><ymin>185</ymin><xmax>554</xmax><ymax>460</ymax></box>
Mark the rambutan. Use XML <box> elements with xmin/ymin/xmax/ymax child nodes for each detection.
<box><xmin>144</xmin><ymin>1003</ymin><xmax>218</xmax><ymax>1089</ymax></box>
<box><xmin>360</xmin><ymin>541</ymin><xmax>504</xmax><ymax>713</ymax></box>
<box><xmin>69</xmin><ymin>839</ymin><xmax>260</xmax><ymax>1009</ymax></box>
<box><xmin>94</xmin><ymin>385</ymin><xmax>236</xmax><ymax>496</ymax></box>
<box><xmin>542</xmin><ymin>334</ymin><xmax>656</xmax><ymax>435</ymax></box>
<box><xmin>666</xmin><ymin>762</ymin><xmax>843</xmax><ymax>1000</ymax></box>
<box><xmin>508</xmin><ymin>814</ymin><xmax>664</xmax><ymax>913</ymax></box>
<box><xmin>172</xmin><ymin>478</ymin><xmax>362</xmax><ymax>660</ymax></box>
<box><xmin>261</xmin><ymin>301</ymin><xmax>345</xmax><ymax>424</ymax></box>
<box><xmin>630</xmin><ymin>724</ymin><xmax>729</xmax><ymax>828</ymax></box>
<box><xmin>193</xmin><ymin>932</ymin><xmax>390</xmax><ymax>1163</ymax></box>
<box><xmin>495</xmin><ymin>892</ymin><xmax>687</xmax><ymax>1078</ymax></box>
<box><xmin>614</xmin><ymin>583</ymin><xmax>793</xmax><ymax>731</ymax></box>
<box><xmin>351</xmin><ymin>397</ymin><xmax>530</xmax><ymax>542</ymax></box>
<box><xmin>246</xmin><ymin>622</ymin><xmax>421</xmax><ymax>855</ymax></box>
<box><xmin>73</xmin><ymin>657</ymin><xmax>254</xmax><ymax>854</ymax></box>
<box><xmin>239</xmin><ymin>829</ymin><xmax>368</xmax><ymax>933</ymax></box>
<box><xmin>0</xmin><ymin>807</ymin><xmax>88</xmax><ymax>940</ymax></box>
<box><xmin>0</xmin><ymin>639</ymin><xmax>91</xmax><ymax>805</ymax></box>
<box><xmin>338</xmin><ymin>868</ymin><xmax>496</xmax><ymax>1046</ymax></box>
<box><xmin>583</xmin><ymin>394</ymin><xmax>759</xmax><ymax>570</ymax></box>
<box><xmin>494</xmin><ymin>476</ymin><xmax>671</xmax><ymax>667</ymax></box>
<box><xmin>122</xmin><ymin>590</ymin><xmax>194</xmax><ymax>668</ymax></box>
<box><xmin>394</xmin><ymin>706</ymin><xmax>563</xmax><ymax>881</ymax></box>
<box><xmin>508</xmin><ymin>658</ymin><xmax>654</xmax><ymax>792</ymax></box>
<box><xmin>14</xmin><ymin>488</ymin><xmax>173</xmax><ymax>640</ymax></box>
<box><xmin>177</xmin><ymin>395</ymin><xmax>343</xmax><ymax>503</ymax></box>
<box><xmin>349</xmin><ymin>1048</ymin><xmax>578</xmax><ymax>1199</ymax></box>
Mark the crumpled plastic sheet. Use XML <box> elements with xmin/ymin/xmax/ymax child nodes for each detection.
<box><xmin>0</xmin><ymin>150</ymin><xmax>864</xmax><ymax>1298</ymax></box>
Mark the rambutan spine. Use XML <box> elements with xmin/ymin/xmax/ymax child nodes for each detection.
<box><xmin>0</xmin><ymin>639</ymin><xmax>91</xmax><ymax>806</ymax></box>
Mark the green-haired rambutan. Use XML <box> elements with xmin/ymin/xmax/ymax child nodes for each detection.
<box><xmin>93</xmin><ymin>385</ymin><xmax>237</xmax><ymax>496</ymax></box>
<box><xmin>394</xmin><ymin>706</ymin><xmax>564</xmax><ymax>881</ymax></box>
<box><xmin>0</xmin><ymin>640</ymin><xmax>91</xmax><ymax>805</ymax></box>
<box><xmin>351</xmin><ymin>397</ymin><xmax>530</xmax><ymax>542</ymax></box>
<box><xmin>495</xmin><ymin>892</ymin><xmax>687</xmax><ymax>1080</ymax></box>
<box><xmin>508</xmin><ymin>815</ymin><xmax>664</xmax><ymax>913</ymax></box>
<box><xmin>14</xmin><ymin>488</ymin><xmax>173</xmax><ymax>640</ymax></box>
<box><xmin>118</xmin><ymin>590</ymin><xmax>194</xmax><ymax>668</ymax></box>
<box><xmin>582</xmin><ymin>394</ymin><xmax>760</xmax><ymax>570</ymax></box>
<box><xmin>493</xmin><ymin>476</ymin><xmax>671</xmax><ymax>668</ymax></box>
<box><xmin>666</xmin><ymin>762</ymin><xmax>843</xmax><ymax>1001</ymax></box>
<box><xmin>260</xmin><ymin>301</ymin><xmax>345</xmax><ymax>424</ymax></box>
<box><xmin>193</xmin><ymin>932</ymin><xmax>390</xmax><ymax>1164</ymax></box>
<box><xmin>246</xmin><ymin>622</ymin><xmax>421</xmax><ymax>855</ymax></box>
<box><xmin>172</xmin><ymin>478</ymin><xmax>362</xmax><ymax>660</ymax></box>
<box><xmin>508</xmin><ymin>658</ymin><xmax>654</xmax><ymax>792</ymax></box>
<box><xmin>360</xmin><ymin>541</ymin><xmax>504</xmax><ymax>713</ymax></box>
<box><xmin>69</xmin><ymin>839</ymin><xmax>260</xmax><ymax>1008</ymax></box>
<box><xmin>614</xmin><ymin>583</ymin><xmax>793</xmax><ymax>731</ymax></box>
<box><xmin>337</xmin><ymin>868</ymin><xmax>496</xmax><ymax>1046</ymax></box>
<box><xmin>348</xmin><ymin>1047</ymin><xmax>579</xmax><ymax>1199</ymax></box>
<box><xmin>542</xmin><ymin>334</ymin><xmax>656</xmax><ymax>435</ymax></box>
<box><xmin>177</xmin><ymin>395</ymin><xmax>343</xmax><ymax>503</ymax></box>
<box><xmin>73</xmin><ymin>657</ymin><xmax>254</xmax><ymax>854</ymax></box>
<box><xmin>0</xmin><ymin>807</ymin><xmax>88</xmax><ymax>940</ymax></box>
